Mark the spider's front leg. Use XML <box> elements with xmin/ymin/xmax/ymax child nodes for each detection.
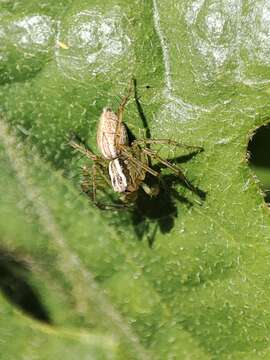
<box><xmin>69</xmin><ymin>139</ymin><xmax>100</xmax><ymax>161</ymax></box>
<box><xmin>115</xmin><ymin>80</ymin><xmax>133</xmax><ymax>148</ymax></box>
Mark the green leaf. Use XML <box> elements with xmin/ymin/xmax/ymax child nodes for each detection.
<box><xmin>1</xmin><ymin>1</ymin><xmax>270</xmax><ymax>359</ymax></box>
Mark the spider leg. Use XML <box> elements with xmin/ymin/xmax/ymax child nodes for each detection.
<box><xmin>132</xmin><ymin>139</ymin><xmax>203</xmax><ymax>152</ymax></box>
<box><xmin>69</xmin><ymin>140</ymin><xmax>100</xmax><ymax>161</ymax></box>
<box><xmin>116</xmin><ymin>79</ymin><xmax>133</xmax><ymax>122</ymax></box>
<box><xmin>80</xmin><ymin>164</ymin><xmax>99</xmax><ymax>203</ymax></box>
<box><xmin>70</xmin><ymin>140</ymin><xmax>133</xmax><ymax>210</ymax></box>
<box><xmin>115</xmin><ymin>80</ymin><xmax>133</xmax><ymax>148</ymax></box>
<box><xmin>91</xmin><ymin>163</ymin><xmax>98</xmax><ymax>204</ymax></box>
<box><xmin>120</xmin><ymin>146</ymin><xmax>160</xmax><ymax>177</ymax></box>
<box><xmin>141</xmin><ymin>147</ymin><xmax>197</xmax><ymax>192</ymax></box>
<box><xmin>82</xmin><ymin>164</ymin><xmax>131</xmax><ymax>210</ymax></box>
<box><xmin>71</xmin><ymin>139</ymin><xmax>112</xmax><ymax>190</ymax></box>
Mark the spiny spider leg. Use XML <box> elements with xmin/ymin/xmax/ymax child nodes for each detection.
<box><xmin>70</xmin><ymin>140</ymin><xmax>132</xmax><ymax>209</ymax></box>
<box><xmin>91</xmin><ymin>163</ymin><xmax>98</xmax><ymax>204</ymax></box>
<box><xmin>93</xmin><ymin>162</ymin><xmax>112</xmax><ymax>188</ymax></box>
<box><xmin>70</xmin><ymin>140</ymin><xmax>115</xmax><ymax>186</ymax></box>
<box><xmin>115</xmin><ymin>80</ymin><xmax>133</xmax><ymax>147</ymax></box>
<box><xmin>116</xmin><ymin>79</ymin><xmax>133</xmax><ymax>122</ymax></box>
<box><xmin>141</xmin><ymin>147</ymin><xmax>197</xmax><ymax>192</ymax></box>
<box><xmin>81</xmin><ymin>164</ymin><xmax>99</xmax><ymax>203</ymax></box>
<box><xmin>132</xmin><ymin>139</ymin><xmax>203</xmax><ymax>152</ymax></box>
<box><xmin>120</xmin><ymin>146</ymin><xmax>159</xmax><ymax>177</ymax></box>
<box><xmin>69</xmin><ymin>140</ymin><xmax>100</xmax><ymax>161</ymax></box>
<box><xmin>82</xmin><ymin>164</ymin><xmax>130</xmax><ymax>210</ymax></box>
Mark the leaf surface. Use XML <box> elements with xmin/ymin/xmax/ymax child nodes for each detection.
<box><xmin>1</xmin><ymin>1</ymin><xmax>270</xmax><ymax>359</ymax></box>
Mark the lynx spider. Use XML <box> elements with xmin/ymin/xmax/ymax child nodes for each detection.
<box><xmin>70</xmin><ymin>80</ymin><xmax>202</xmax><ymax>209</ymax></box>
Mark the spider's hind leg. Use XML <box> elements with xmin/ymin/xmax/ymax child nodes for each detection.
<box><xmin>141</xmin><ymin>147</ymin><xmax>197</xmax><ymax>193</ymax></box>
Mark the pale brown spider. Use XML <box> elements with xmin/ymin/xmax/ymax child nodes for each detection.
<box><xmin>70</xmin><ymin>80</ymin><xmax>202</xmax><ymax>209</ymax></box>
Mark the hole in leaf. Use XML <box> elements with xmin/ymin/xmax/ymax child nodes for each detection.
<box><xmin>0</xmin><ymin>249</ymin><xmax>51</xmax><ymax>323</ymax></box>
<box><xmin>247</xmin><ymin>124</ymin><xmax>270</xmax><ymax>203</ymax></box>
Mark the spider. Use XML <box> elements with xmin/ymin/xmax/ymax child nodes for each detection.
<box><xmin>70</xmin><ymin>80</ymin><xmax>203</xmax><ymax>209</ymax></box>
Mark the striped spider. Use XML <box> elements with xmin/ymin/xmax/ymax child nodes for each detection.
<box><xmin>70</xmin><ymin>81</ymin><xmax>202</xmax><ymax>209</ymax></box>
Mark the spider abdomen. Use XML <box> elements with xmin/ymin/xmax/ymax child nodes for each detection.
<box><xmin>97</xmin><ymin>107</ymin><xmax>128</xmax><ymax>159</ymax></box>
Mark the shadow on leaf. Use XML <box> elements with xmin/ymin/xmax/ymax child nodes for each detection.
<box><xmin>130</xmin><ymin>80</ymin><xmax>206</xmax><ymax>247</ymax></box>
<box><xmin>0</xmin><ymin>249</ymin><xmax>51</xmax><ymax>323</ymax></box>
<box><xmin>131</xmin><ymin>153</ymin><xmax>206</xmax><ymax>247</ymax></box>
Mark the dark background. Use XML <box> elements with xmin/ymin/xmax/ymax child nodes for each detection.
<box><xmin>248</xmin><ymin>124</ymin><xmax>270</xmax><ymax>203</ymax></box>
